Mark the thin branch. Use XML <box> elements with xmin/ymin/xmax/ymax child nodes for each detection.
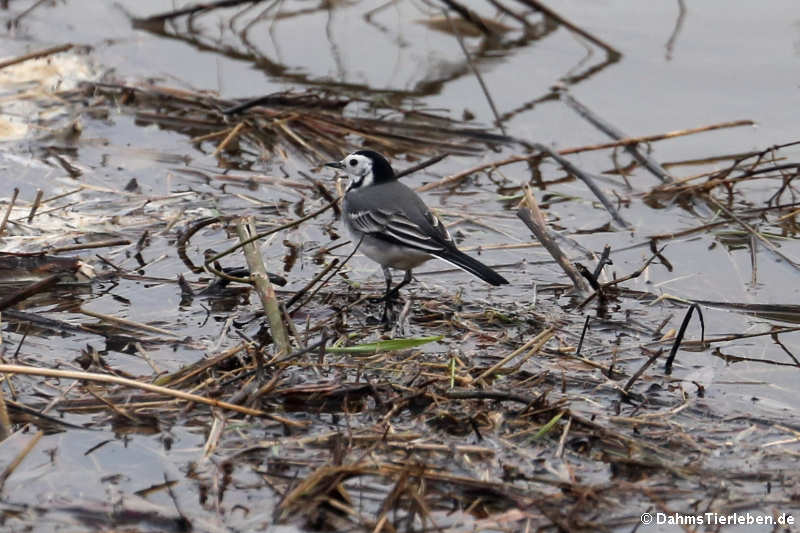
<box><xmin>204</xmin><ymin>197</ymin><xmax>338</xmax><ymax>279</ymax></box>
<box><xmin>0</xmin><ymin>44</ymin><xmax>73</xmax><ymax>70</ymax></box>
<box><xmin>0</xmin><ymin>431</ymin><xmax>42</xmax><ymax>491</ymax></box>
<box><xmin>416</xmin><ymin>120</ymin><xmax>752</xmax><ymax>192</ymax></box>
<box><xmin>0</xmin><ymin>364</ymin><xmax>303</xmax><ymax>423</ymax></box>
<box><xmin>0</xmin><ymin>275</ymin><xmax>60</xmax><ymax>312</ymax></box>
<box><xmin>517</xmin><ymin>186</ymin><xmax>591</xmax><ymax>294</ymax></box>
<box><xmin>533</xmin><ymin>143</ymin><xmax>630</xmax><ymax>228</ymax></box>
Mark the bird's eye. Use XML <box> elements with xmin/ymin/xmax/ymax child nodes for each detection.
<box><xmin>348</xmin><ymin>159</ymin><xmax>358</xmax><ymax>167</ymax></box>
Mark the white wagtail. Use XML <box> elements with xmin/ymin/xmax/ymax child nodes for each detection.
<box><xmin>325</xmin><ymin>150</ymin><xmax>508</xmax><ymax>314</ymax></box>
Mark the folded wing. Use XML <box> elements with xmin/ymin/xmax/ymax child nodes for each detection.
<box><xmin>348</xmin><ymin>208</ymin><xmax>450</xmax><ymax>253</ymax></box>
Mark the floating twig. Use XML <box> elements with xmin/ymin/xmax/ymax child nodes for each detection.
<box><xmin>289</xmin><ymin>237</ymin><xmax>362</xmax><ymax>316</ymax></box>
<box><xmin>0</xmin><ymin>43</ymin><xmax>74</xmax><ymax>70</ymax></box>
<box><xmin>517</xmin><ymin>186</ymin><xmax>591</xmax><ymax>294</ymax></box>
<box><xmin>417</xmin><ymin>120</ymin><xmax>752</xmax><ymax>193</ymax></box>
<box><xmin>48</xmin><ymin>238</ymin><xmax>131</xmax><ymax>254</ymax></box>
<box><xmin>0</xmin><ymin>275</ymin><xmax>60</xmax><ymax>312</ymax></box>
<box><xmin>623</xmin><ymin>347</ymin><xmax>663</xmax><ymax>393</ymax></box>
<box><xmin>565</xmin><ymin>120</ymin><xmax>755</xmax><ymax>155</ymax></box>
<box><xmin>474</xmin><ymin>327</ymin><xmax>555</xmax><ymax>382</ymax></box>
<box><xmin>0</xmin><ymin>431</ymin><xmax>42</xmax><ymax>491</ymax></box>
<box><xmin>649</xmin><ymin>240</ymin><xmax>673</xmax><ymax>272</ymax></box>
<box><xmin>79</xmin><ymin>308</ymin><xmax>182</xmax><ymax>338</ymax></box>
<box><xmin>395</xmin><ymin>153</ymin><xmax>449</xmax><ymax>179</ymax></box>
<box><xmin>155</xmin><ymin>343</ymin><xmax>246</xmax><ymax>387</ymax></box>
<box><xmin>533</xmin><ymin>143</ymin><xmax>630</xmax><ymax>227</ymax></box>
<box><xmin>285</xmin><ymin>260</ymin><xmax>339</xmax><ymax>309</ymax></box>
<box><xmin>707</xmin><ymin>196</ymin><xmax>800</xmax><ymax>271</ymax></box>
<box><xmin>0</xmin><ymin>364</ymin><xmax>300</xmax><ymax>422</ymax></box>
<box><xmin>203</xmin><ymin>198</ymin><xmax>338</xmax><ymax>280</ymax></box>
<box><xmin>212</xmin><ymin>121</ymin><xmax>247</xmax><ymax>156</ymax></box>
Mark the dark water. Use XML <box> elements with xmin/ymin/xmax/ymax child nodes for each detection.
<box><xmin>1</xmin><ymin>1</ymin><xmax>799</xmax><ymax>530</ymax></box>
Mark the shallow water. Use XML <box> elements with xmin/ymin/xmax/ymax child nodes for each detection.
<box><xmin>1</xmin><ymin>1</ymin><xmax>799</xmax><ymax>531</ymax></box>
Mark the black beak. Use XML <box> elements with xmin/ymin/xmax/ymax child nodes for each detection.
<box><xmin>324</xmin><ymin>161</ymin><xmax>345</xmax><ymax>170</ymax></box>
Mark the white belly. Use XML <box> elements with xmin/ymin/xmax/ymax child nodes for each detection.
<box><xmin>357</xmin><ymin>233</ymin><xmax>432</xmax><ymax>270</ymax></box>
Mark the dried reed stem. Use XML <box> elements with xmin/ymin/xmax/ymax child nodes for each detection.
<box><xmin>0</xmin><ymin>364</ymin><xmax>300</xmax><ymax>422</ymax></box>
<box><xmin>235</xmin><ymin>216</ymin><xmax>291</xmax><ymax>355</ymax></box>
<box><xmin>0</xmin><ymin>431</ymin><xmax>42</xmax><ymax>491</ymax></box>
<box><xmin>0</xmin><ymin>188</ymin><xmax>19</xmax><ymax>236</ymax></box>
<box><xmin>0</xmin><ymin>43</ymin><xmax>73</xmax><ymax>70</ymax></box>
<box><xmin>518</xmin><ymin>186</ymin><xmax>591</xmax><ymax>294</ymax></box>
<box><xmin>0</xmin><ymin>385</ymin><xmax>10</xmax><ymax>441</ymax></box>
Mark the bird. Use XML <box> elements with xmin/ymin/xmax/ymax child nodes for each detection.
<box><xmin>325</xmin><ymin>150</ymin><xmax>508</xmax><ymax>318</ymax></box>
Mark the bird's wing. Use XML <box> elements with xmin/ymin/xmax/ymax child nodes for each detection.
<box><xmin>348</xmin><ymin>208</ymin><xmax>451</xmax><ymax>253</ymax></box>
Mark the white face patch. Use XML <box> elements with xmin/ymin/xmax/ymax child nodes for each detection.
<box><xmin>341</xmin><ymin>153</ymin><xmax>374</xmax><ymax>191</ymax></box>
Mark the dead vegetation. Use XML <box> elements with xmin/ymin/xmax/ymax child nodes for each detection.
<box><xmin>1</xmin><ymin>0</ymin><xmax>799</xmax><ymax>531</ymax></box>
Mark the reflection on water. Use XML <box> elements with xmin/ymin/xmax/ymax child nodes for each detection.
<box><xmin>1</xmin><ymin>0</ymin><xmax>799</xmax><ymax>530</ymax></box>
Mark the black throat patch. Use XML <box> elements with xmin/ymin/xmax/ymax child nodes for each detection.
<box><xmin>354</xmin><ymin>150</ymin><xmax>395</xmax><ymax>184</ymax></box>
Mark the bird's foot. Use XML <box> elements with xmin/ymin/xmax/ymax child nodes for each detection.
<box><xmin>367</xmin><ymin>287</ymin><xmax>402</xmax><ymax>305</ymax></box>
<box><xmin>380</xmin><ymin>295</ymin><xmax>399</xmax><ymax>324</ymax></box>
<box><xmin>384</xmin><ymin>287</ymin><xmax>402</xmax><ymax>303</ymax></box>
<box><xmin>381</xmin><ymin>305</ymin><xmax>393</xmax><ymax>326</ymax></box>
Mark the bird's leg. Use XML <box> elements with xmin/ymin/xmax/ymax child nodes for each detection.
<box><xmin>385</xmin><ymin>270</ymin><xmax>413</xmax><ymax>301</ymax></box>
<box><xmin>381</xmin><ymin>267</ymin><xmax>394</xmax><ymax>323</ymax></box>
<box><xmin>382</xmin><ymin>267</ymin><xmax>394</xmax><ymax>301</ymax></box>
<box><xmin>381</xmin><ymin>269</ymin><xmax>414</xmax><ymax>324</ymax></box>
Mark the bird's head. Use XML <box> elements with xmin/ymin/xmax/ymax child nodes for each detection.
<box><xmin>325</xmin><ymin>150</ymin><xmax>395</xmax><ymax>191</ymax></box>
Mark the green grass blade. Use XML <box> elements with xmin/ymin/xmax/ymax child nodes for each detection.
<box><xmin>531</xmin><ymin>411</ymin><xmax>564</xmax><ymax>441</ymax></box>
<box><xmin>326</xmin><ymin>335</ymin><xmax>443</xmax><ymax>354</ymax></box>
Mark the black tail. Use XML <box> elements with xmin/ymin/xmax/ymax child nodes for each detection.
<box><xmin>433</xmin><ymin>249</ymin><xmax>509</xmax><ymax>286</ymax></box>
